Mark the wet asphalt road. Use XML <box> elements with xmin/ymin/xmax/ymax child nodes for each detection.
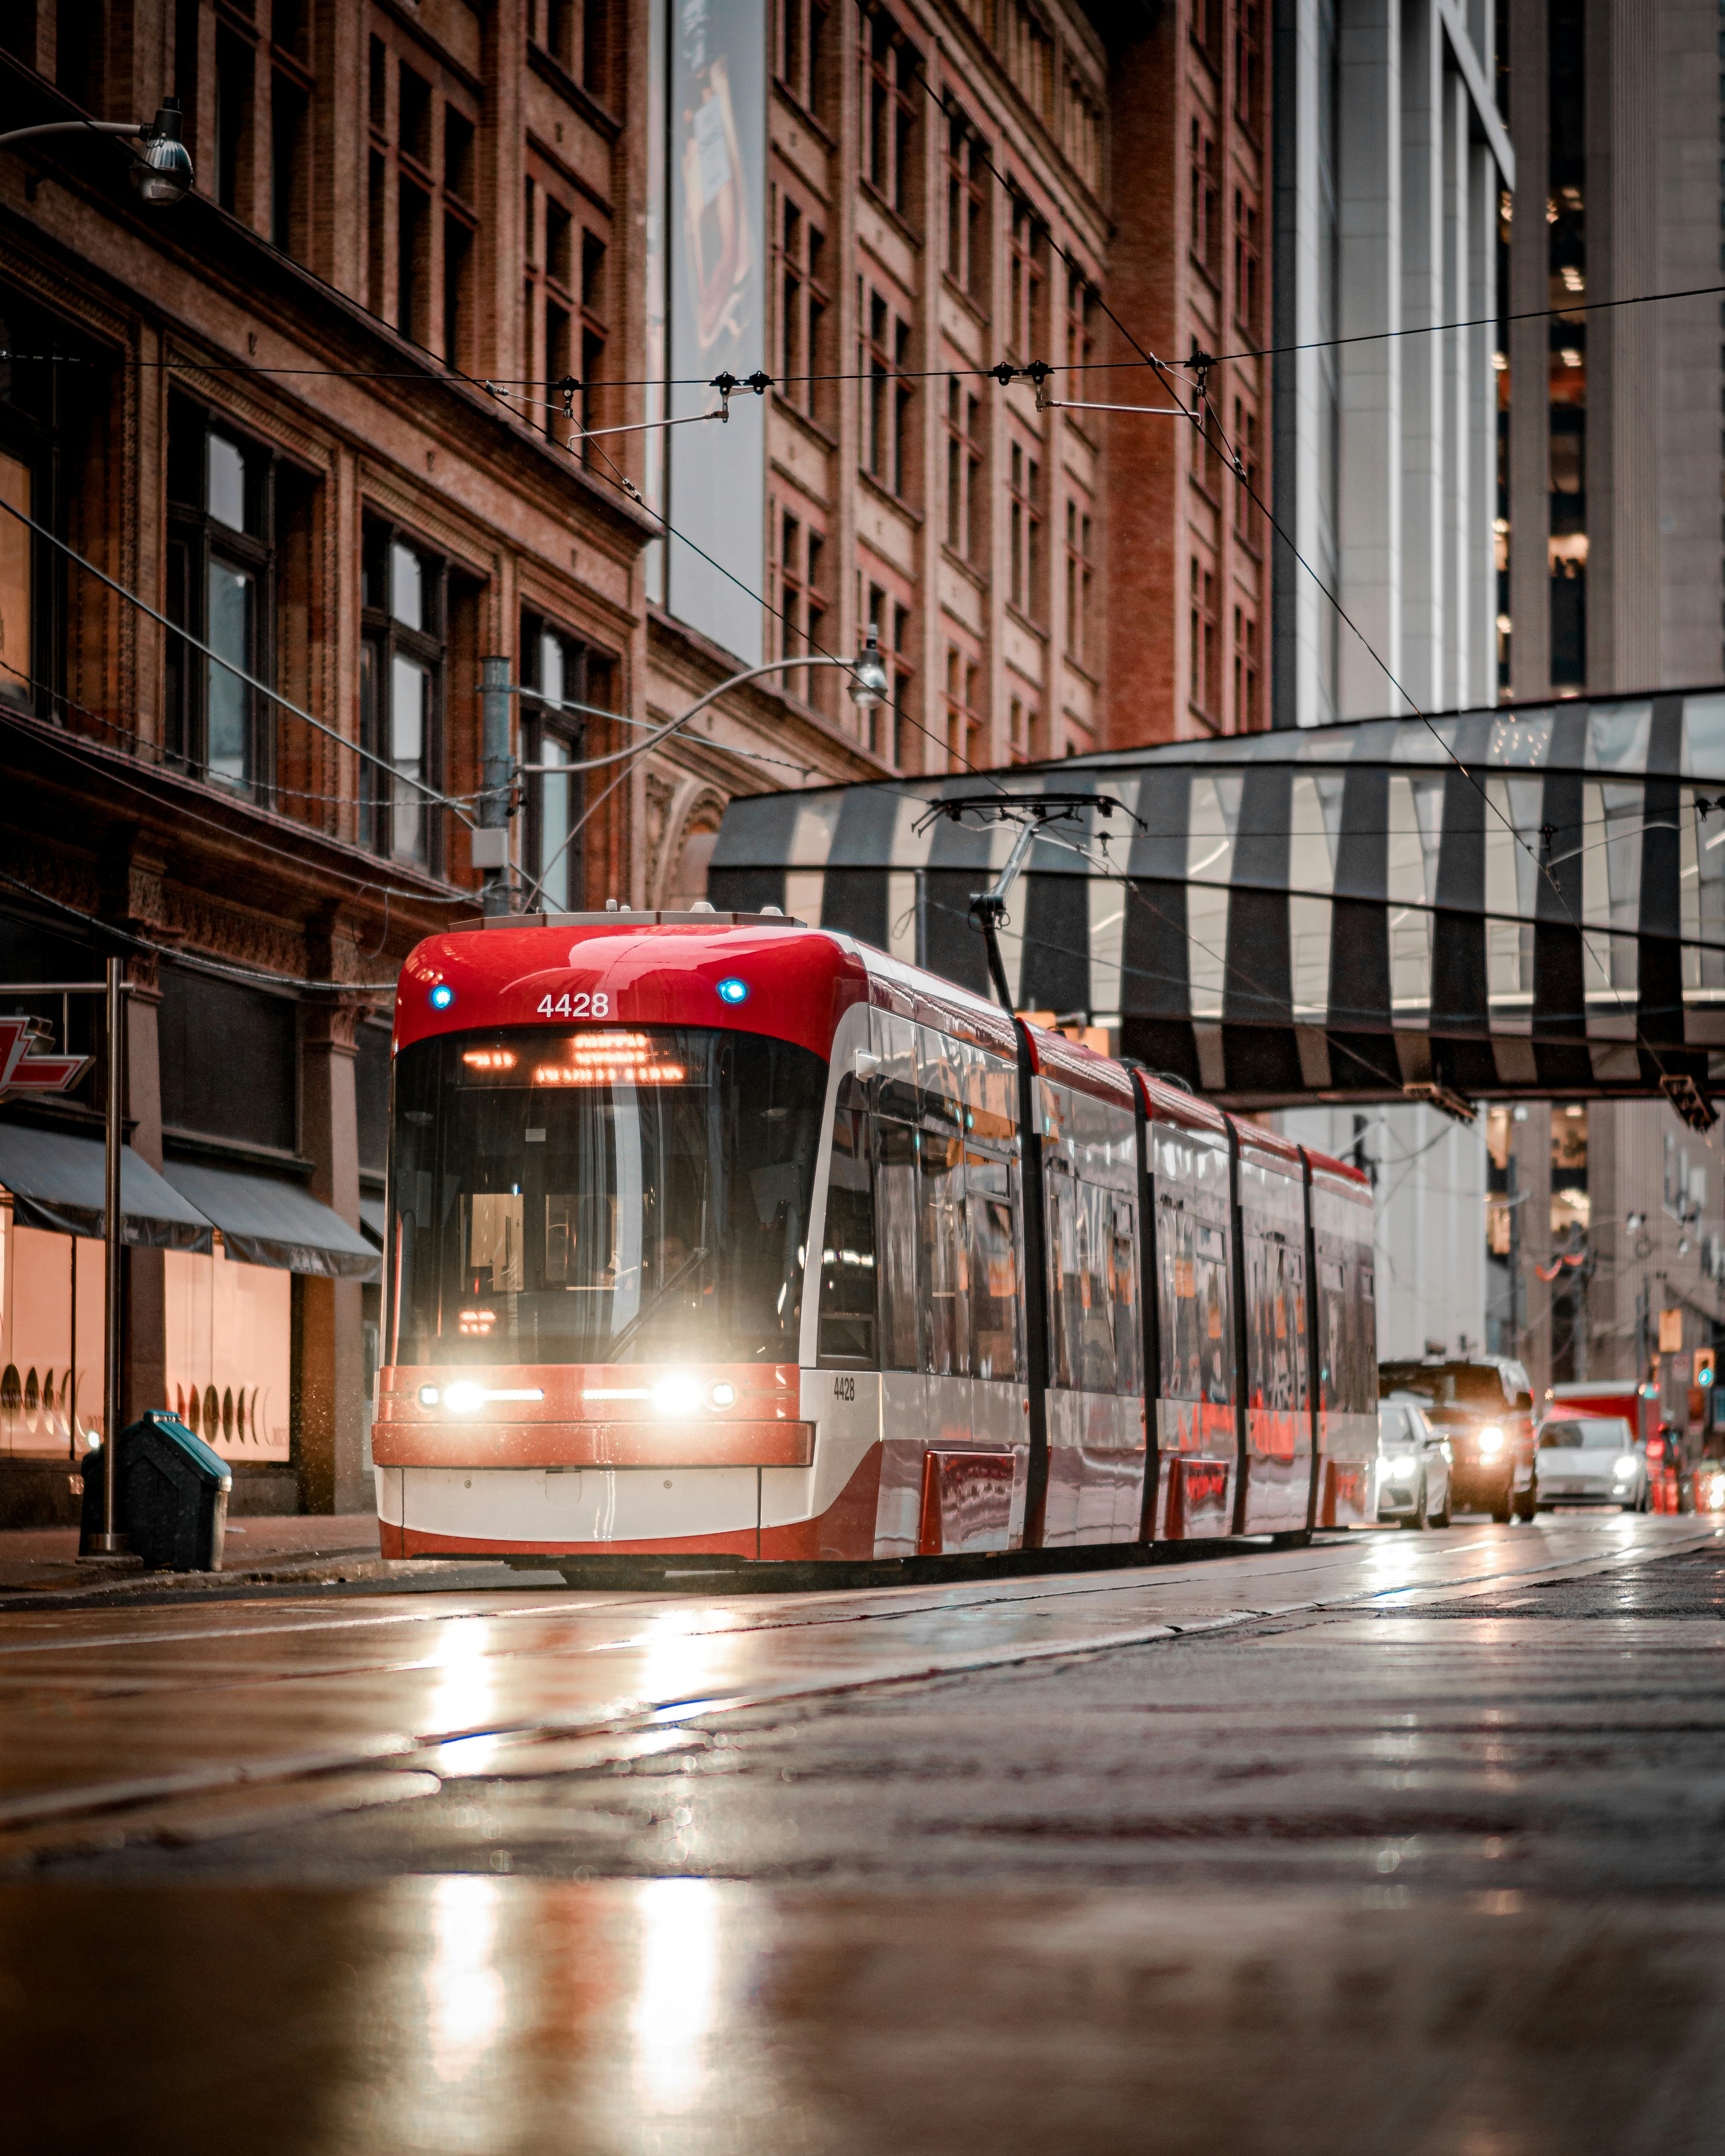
<box><xmin>3</xmin><ymin>1517</ymin><xmax>1723</xmax><ymax>2153</ymax></box>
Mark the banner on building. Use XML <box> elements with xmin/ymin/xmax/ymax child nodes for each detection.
<box><xmin>666</xmin><ymin>0</ymin><xmax>765</xmax><ymax>665</ymax></box>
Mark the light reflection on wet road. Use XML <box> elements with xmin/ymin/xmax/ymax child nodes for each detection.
<box><xmin>2</xmin><ymin>1516</ymin><xmax>1722</xmax><ymax>2154</ymax></box>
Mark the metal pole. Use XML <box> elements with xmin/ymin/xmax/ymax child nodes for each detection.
<box><xmin>1506</xmin><ymin>1153</ymin><xmax>1521</xmax><ymax>1360</ymax></box>
<box><xmin>89</xmin><ymin>956</ymin><xmax>126</xmax><ymax>1553</ymax></box>
<box><xmin>480</xmin><ymin>655</ymin><xmax>513</xmax><ymax>918</ymax></box>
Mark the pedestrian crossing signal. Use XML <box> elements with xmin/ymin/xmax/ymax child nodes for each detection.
<box><xmin>1697</xmin><ymin>1348</ymin><xmax>1716</xmax><ymax>1388</ymax></box>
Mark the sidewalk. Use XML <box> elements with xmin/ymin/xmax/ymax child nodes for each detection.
<box><xmin>0</xmin><ymin>1514</ymin><xmax>383</xmax><ymax>1595</ymax></box>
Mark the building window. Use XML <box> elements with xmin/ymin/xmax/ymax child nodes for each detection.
<box><xmin>1232</xmin><ymin>606</ymin><xmax>1261</xmax><ymax>729</ymax></box>
<box><xmin>862</xmin><ymin>11</ymin><xmax>917</xmax><ymax>220</ymax></box>
<box><xmin>945</xmin><ymin>646</ymin><xmax>982</xmax><ymax>770</ymax></box>
<box><xmin>860</xmin><ymin>285</ymin><xmax>913</xmax><ymax>496</ymax></box>
<box><xmin>945</xmin><ymin>379</ymin><xmax>984</xmax><ymax>562</ymax></box>
<box><xmin>1191</xmin><ymin>122</ymin><xmax>1219</xmax><ymax>281</ymax></box>
<box><xmin>0</xmin><ymin>442</ymin><xmax>33</xmax><ymax>712</ymax></box>
<box><xmin>580</xmin><ymin>229</ymin><xmax>607</xmax><ymax>454</ymax></box>
<box><xmin>1233</xmin><ymin>189</ymin><xmax>1261</xmax><ymax>332</ymax></box>
<box><xmin>1002</xmin><ymin>1</ymin><xmax>1054</xmax><ymax>120</ymax></box>
<box><xmin>866</xmin><ymin>582</ymin><xmax>913</xmax><ymax>767</ymax></box>
<box><xmin>214</xmin><ymin>29</ymin><xmax>252</xmax><ymax>216</ymax></box>
<box><xmin>777</xmin><ymin>0</ymin><xmax>829</xmax><ymax>116</ymax></box>
<box><xmin>165</xmin><ymin>399</ymin><xmax>295</xmax><ymax>798</ymax></box>
<box><xmin>1065</xmin><ymin>268</ymin><xmax>1095</xmax><ymax>379</ymax></box>
<box><xmin>1008</xmin><ymin>195</ymin><xmax>1045</xmax><ymax>359</ymax></box>
<box><xmin>1062</xmin><ymin>72</ymin><xmax>1102</xmax><ymax>193</ymax></box>
<box><xmin>945</xmin><ymin>111</ymin><xmax>988</xmax><ymax>302</ymax></box>
<box><xmin>0</xmin><ymin>305</ymin><xmax>61</xmax><ymax>720</ymax></box>
<box><xmin>363</xmin><ymin>30</ymin><xmax>483</xmax><ymax>361</ymax></box>
<box><xmin>1189</xmin><ymin>556</ymin><xmax>1218</xmax><ymax>721</ymax></box>
<box><xmin>270</xmin><ymin>74</ymin><xmax>309</xmax><ymax>259</ymax></box>
<box><xmin>1064</xmin><ymin>497</ymin><xmax>1092</xmax><ymax>664</ymax></box>
<box><xmin>1232</xmin><ymin>398</ymin><xmax>1260</xmax><ymax>540</ymax></box>
<box><xmin>522</xmin><ymin>615</ymin><xmax>604</xmax><ymax>912</ymax></box>
<box><xmin>776</xmin><ymin>509</ymin><xmax>828</xmax><ymax>687</ymax></box>
<box><xmin>776</xmin><ymin>196</ymin><xmax>828</xmax><ymax>420</ymax></box>
<box><xmin>1009</xmin><ymin>441</ymin><xmax>1043</xmax><ymax>618</ymax></box>
<box><xmin>360</xmin><ymin>521</ymin><xmax>446</xmax><ymax>865</ymax></box>
<box><xmin>1235</xmin><ymin>3</ymin><xmax>1264</xmax><ymax>135</ymax></box>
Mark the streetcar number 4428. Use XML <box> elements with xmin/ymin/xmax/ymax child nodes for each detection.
<box><xmin>536</xmin><ymin>992</ymin><xmax>610</xmax><ymax>1017</ymax></box>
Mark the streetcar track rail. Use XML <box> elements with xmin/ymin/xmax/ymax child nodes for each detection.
<box><xmin>0</xmin><ymin>1523</ymin><xmax>1713</xmax><ymax>1871</ymax></box>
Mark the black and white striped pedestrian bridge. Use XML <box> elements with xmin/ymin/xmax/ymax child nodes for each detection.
<box><xmin>708</xmin><ymin>690</ymin><xmax>1725</xmax><ymax>1112</ymax></box>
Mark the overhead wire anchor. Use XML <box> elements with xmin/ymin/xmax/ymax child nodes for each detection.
<box><xmin>710</xmin><ymin>370</ymin><xmax>773</xmax><ymax>421</ymax></box>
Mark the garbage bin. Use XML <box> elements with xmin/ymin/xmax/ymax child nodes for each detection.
<box><xmin>79</xmin><ymin>1410</ymin><xmax>231</xmax><ymax>1571</ymax></box>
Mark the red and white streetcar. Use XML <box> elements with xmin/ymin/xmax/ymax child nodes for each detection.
<box><xmin>373</xmin><ymin>906</ymin><xmax>1377</xmax><ymax>1564</ymax></box>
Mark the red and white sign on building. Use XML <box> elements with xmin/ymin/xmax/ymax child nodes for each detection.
<box><xmin>0</xmin><ymin>1018</ymin><xmax>92</xmax><ymax>1103</ymax></box>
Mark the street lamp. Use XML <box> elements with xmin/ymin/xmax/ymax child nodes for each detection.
<box><xmin>847</xmin><ymin>623</ymin><xmax>891</xmax><ymax>713</ymax></box>
<box><xmin>0</xmin><ymin>98</ymin><xmax>194</xmax><ymax>206</ymax></box>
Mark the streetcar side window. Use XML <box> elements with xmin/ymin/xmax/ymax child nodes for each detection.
<box><xmin>1158</xmin><ymin>1206</ymin><xmax>1232</xmax><ymax>1406</ymax></box>
<box><xmin>818</xmin><ymin>1075</ymin><xmax>877</xmax><ymax>1365</ymax></box>
<box><xmin>875</xmin><ymin>1113</ymin><xmax>921</xmax><ymax>1370</ymax></box>
<box><xmin>1242</xmin><ymin>1234</ymin><xmax>1309</xmax><ymax>1414</ymax></box>
<box><xmin>967</xmin><ymin>1153</ymin><xmax>1022</xmax><ymax>1381</ymax></box>
<box><xmin>1043</xmin><ymin>1079</ymin><xmax>1138</xmax><ymax>1396</ymax></box>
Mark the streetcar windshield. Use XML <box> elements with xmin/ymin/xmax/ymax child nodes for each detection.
<box><xmin>388</xmin><ymin>1026</ymin><xmax>828</xmax><ymax>1366</ymax></box>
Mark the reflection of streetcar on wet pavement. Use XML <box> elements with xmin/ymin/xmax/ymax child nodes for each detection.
<box><xmin>372</xmin><ymin>911</ymin><xmax>1377</xmax><ymax>1565</ymax></box>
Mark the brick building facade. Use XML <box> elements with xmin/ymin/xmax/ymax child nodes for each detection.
<box><xmin>0</xmin><ymin>0</ymin><xmax>1265</xmax><ymax>1525</ymax></box>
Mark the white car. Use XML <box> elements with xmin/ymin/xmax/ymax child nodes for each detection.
<box><xmin>1373</xmin><ymin>1395</ymin><xmax>1452</xmax><ymax>1529</ymax></box>
<box><xmin>1533</xmin><ymin>1416</ymin><xmax>1651</xmax><ymax>1512</ymax></box>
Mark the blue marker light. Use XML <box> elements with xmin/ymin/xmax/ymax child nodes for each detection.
<box><xmin>430</xmin><ymin>984</ymin><xmax>455</xmax><ymax>1010</ymax></box>
<box><xmin>717</xmin><ymin>978</ymin><xmax>749</xmax><ymax>1005</ymax></box>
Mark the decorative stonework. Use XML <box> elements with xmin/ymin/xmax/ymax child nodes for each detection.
<box><xmin>643</xmin><ymin>771</ymin><xmax>678</xmax><ymax>903</ymax></box>
<box><xmin>655</xmin><ymin>784</ymin><xmax>729</xmax><ymax>909</ymax></box>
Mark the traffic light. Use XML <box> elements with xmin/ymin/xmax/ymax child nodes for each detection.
<box><xmin>1697</xmin><ymin>1348</ymin><xmax>1716</xmax><ymax>1390</ymax></box>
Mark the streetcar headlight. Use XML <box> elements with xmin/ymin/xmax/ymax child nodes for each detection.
<box><xmin>651</xmin><ymin>1376</ymin><xmax>701</xmax><ymax>1416</ymax></box>
<box><xmin>444</xmin><ymin>1381</ymin><xmax>485</xmax><ymax>1415</ymax></box>
<box><xmin>1476</xmin><ymin>1425</ymin><xmax>1505</xmax><ymax>1457</ymax></box>
<box><xmin>709</xmin><ymin>1382</ymin><xmax>737</xmax><ymax>1409</ymax></box>
<box><xmin>418</xmin><ymin>1385</ymin><xmax>441</xmax><ymax>1407</ymax></box>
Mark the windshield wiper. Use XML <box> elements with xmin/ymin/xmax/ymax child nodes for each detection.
<box><xmin>606</xmin><ymin>1245</ymin><xmax>709</xmax><ymax>1359</ymax></box>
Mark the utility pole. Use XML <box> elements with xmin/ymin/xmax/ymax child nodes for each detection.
<box><xmin>478</xmin><ymin>655</ymin><xmax>513</xmax><ymax>916</ymax></box>
<box><xmin>1507</xmin><ymin>1152</ymin><xmax>1522</xmax><ymax>1361</ymax></box>
<box><xmin>88</xmin><ymin>957</ymin><xmax>126</xmax><ymax>1553</ymax></box>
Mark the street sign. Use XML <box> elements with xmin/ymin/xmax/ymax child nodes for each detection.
<box><xmin>0</xmin><ymin>1015</ymin><xmax>91</xmax><ymax>1101</ymax></box>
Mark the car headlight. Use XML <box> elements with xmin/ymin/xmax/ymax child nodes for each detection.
<box><xmin>1383</xmin><ymin>1457</ymin><xmax>1416</xmax><ymax>1484</ymax></box>
<box><xmin>1613</xmin><ymin>1455</ymin><xmax>1638</xmax><ymax>1479</ymax></box>
<box><xmin>1476</xmin><ymin>1425</ymin><xmax>1505</xmax><ymax>1457</ymax></box>
<box><xmin>651</xmin><ymin>1376</ymin><xmax>701</xmax><ymax>1416</ymax></box>
<box><xmin>443</xmin><ymin>1381</ymin><xmax>485</xmax><ymax>1415</ymax></box>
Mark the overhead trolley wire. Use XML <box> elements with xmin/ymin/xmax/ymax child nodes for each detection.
<box><xmin>8</xmin><ymin>273</ymin><xmax>1714</xmax><ymax>393</ymax></box>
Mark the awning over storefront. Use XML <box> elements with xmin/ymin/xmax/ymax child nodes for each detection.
<box><xmin>162</xmin><ymin>1162</ymin><xmax>381</xmax><ymax>1281</ymax></box>
<box><xmin>358</xmin><ymin>1194</ymin><xmax>386</xmax><ymax>1250</ymax></box>
<box><xmin>0</xmin><ymin>1122</ymin><xmax>214</xmax><ymax>1250</ymax></box>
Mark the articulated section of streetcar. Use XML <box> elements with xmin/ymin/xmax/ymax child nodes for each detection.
<box><xmin>377</xmin><ymin>909</ymin><xmax>1379</xmax><ymax>1567</ymax></box>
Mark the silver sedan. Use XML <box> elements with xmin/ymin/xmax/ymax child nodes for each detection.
<box><xmin>1373</xmin><ymin>1396</ymin><xmax>1452</xmax><ymax>1529</ymax></box>
<box><xmin>1533</xmin><ymin>1417</ymin><xmax>1651</xmax><ymax>1511</ymax></box>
